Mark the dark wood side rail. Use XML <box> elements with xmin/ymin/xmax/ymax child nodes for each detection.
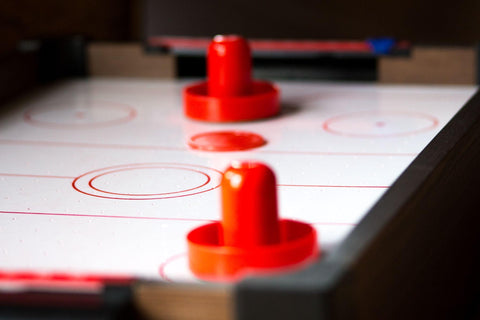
<box><xmin>237</xmin><ymin>89</ymin><xmax>480</xmax><ymax>320</ymax></box>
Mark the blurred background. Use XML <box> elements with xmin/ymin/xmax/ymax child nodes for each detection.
<box><xmin>1</xmin><ymin>0</ymin><xmax>479</xmax><ymax>103</ymax></box>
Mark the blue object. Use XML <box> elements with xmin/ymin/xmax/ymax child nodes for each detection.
<box><xmin>367</xmin><ymin>38</ymin><xmax>396</xmax><ymax>54</ymax></box>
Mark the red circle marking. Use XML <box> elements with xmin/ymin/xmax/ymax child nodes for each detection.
<box><xmin>75</xmin><ymin>111</ymin><xmax>86</xmax><ymax>119</ymax></box>
<box><xmin>72</xmin><ymin>163</ymin><xmax>223</xmax><ymax>200</ymax></box>
<box><xmin>323</xmin><ymin>111</ymin><xmax>439</xmax><ymax>138</ymax></box>
<box><xmin>88</xmin><ymin>166</ymin><xmax>210</xmax><ymax>196</ymax></box>
<box><xmin>23</xmin><ymin>101</ymin><xmax>137</xmax><ymax>129</ymax></box>
<box><xmin>188</xmin><ymin>131</ymin><xmax>267</xmax><ymax>152</ymax></box>
<box><xmin>158</xmin><ymin>253</ymin><xmax>187</xmax><ymax>282</ymax></box>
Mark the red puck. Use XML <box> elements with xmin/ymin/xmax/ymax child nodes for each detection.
<box><xmin>188</xmin><ymin>131</ymin><xmax>267</xmax><ymax>152</ymax></box>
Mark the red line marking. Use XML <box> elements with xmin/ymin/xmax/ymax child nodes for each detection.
<box><xmin>0</xmin><ymin>172</ymin><xmax>390</xmax><ymax>189</ymax></box>
<box><xmin>0</xmin><ymin>173</ymin><xmax>75</xmax><ymax>179</ymax></box>
<box><xmin>0</xmin><ymin>210</ymin><xmax>214</xmax><ymax>222</ymax></box>
<box><xmin>0</xmin><ymin>211</ymin><xmax>356</xmax><ymax>228</ymax></box>
<box><xmin>260</xmin><ymin>150</ymin><xmax>418</xmax><ymax>157</ymax></box>
<box><xmin>0</xmin><ymin>139</ymin><xmax>418</xmax><ymax>157</ymax></box>
<box><xmin>0</xmin><ymin>139</ymin><xmax>187</xmax><ymax>152</ymax></box>
<box><xmin>279</xmin><ymin>184</ymin><xmax>389</xmax><ymax>189</ymax></box>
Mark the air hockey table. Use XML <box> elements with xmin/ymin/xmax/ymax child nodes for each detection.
<box><xmin>0</xmin><ymin>79</ymin><xmax>479</xmax><ymax>319</ymax></box>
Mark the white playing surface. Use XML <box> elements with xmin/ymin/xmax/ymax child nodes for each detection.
<box><xmin>0</xmin><ymin>79</ymin><xmax>475</xmax><ymax>283</ymax></box>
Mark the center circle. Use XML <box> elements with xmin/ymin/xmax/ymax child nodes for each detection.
<box><xmin>89</xmin><ymin>167</ymin><xmax>210</xmax><ymax>196</ymax></box>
